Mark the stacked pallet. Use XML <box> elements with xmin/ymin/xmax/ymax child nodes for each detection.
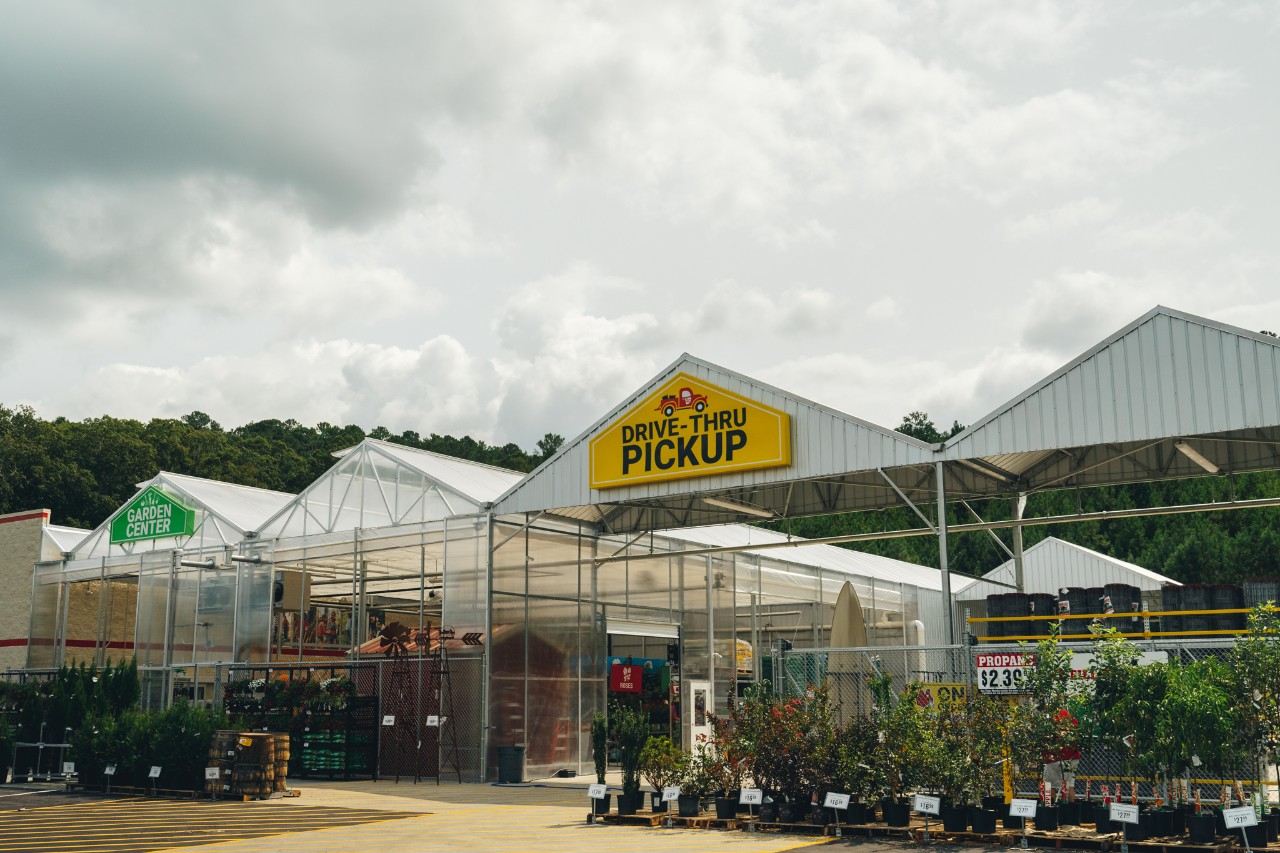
<box><xmin>204</xmin><ymin>730</ymin><xmax>288</xmax><ymax>800</ymax></box>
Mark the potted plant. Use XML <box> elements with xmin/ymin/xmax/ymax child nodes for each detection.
<box><xmin>838</xmin><ymin>714</ymin><xmax>884</xmax><ymax>825</ymax></box>
<box><xmin>869</xmin><ymin>667</ymin><xmax>926</xmax><ymax>827</ymax></box>
<box><xmin>798</xmin><ymin>686</ymin><xmax>840</xmax><ymax>825</ymax></box>
<box><xmin>708</xmin><ymin>713</ymin><xmax>745</xmax><ymax>819</ymax></box>
<box><xmin>678</xmin><ymin>745</ymin><xmax>715</xmax><ymax>817</ymax></box>
<box><xmin>590</xmin><ymin>711</ymin><xmax>611</xmax><ymax>815</ymax></box>
<box><xmin>640</xmin><ymin>736</ymin><xmax>685</xmax><ymax>812</ymax></box>
<box><xmin>927</xmin><ymin>697</ymin><xmax>975</xmax><ymax>833</ymax></box>
<box><xmin>613</xmin><ymin>701</ymin><xmax>650</xmax><ymax>815</ymax></box>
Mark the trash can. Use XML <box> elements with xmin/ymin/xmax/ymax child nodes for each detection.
<box><xmin>497</xmin><ymin>745</ymin><xmax>525</xmax><ymax>784</ymax></box>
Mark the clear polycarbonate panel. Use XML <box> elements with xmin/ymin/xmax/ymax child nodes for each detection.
<box><xmin>27</xmin><ymin>566</ymin><xmax>62</xmax><ymax>668</ymax></box>
<box><xmin>232</xmin><ymin>543</ymin><xmax>273</xmax><ymax>663</ymax></box>
<box><xmin>134</xmin><ymin>550</ymin><xmax>174</xmax><ymax>668</ymax></box>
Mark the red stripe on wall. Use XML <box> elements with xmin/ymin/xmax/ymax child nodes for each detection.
<box><xmin>0</xmin><ymin>510</ymin><xmax>51</xmax><ymax>524</ymax></box>
<box><xmin>0</xmin><ymin>638</ymin><xmax>28</xmax><ymax>647</ymax></box>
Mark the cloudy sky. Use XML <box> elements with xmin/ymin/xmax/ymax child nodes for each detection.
<box><xmin>2</xmin><ymin>2</ymin><xmax>1277</xmax><ymax>449</ymax></box>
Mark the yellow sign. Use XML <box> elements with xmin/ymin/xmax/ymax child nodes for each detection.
<box><xmin>908</xmin><ymin>683</ymin><xmax>968</xmax><ymax>708</ymax></box>
<box><xmin>590</xmin><ymin>374</ymin><xmax>791</xmax><ymax>489</ymax></box>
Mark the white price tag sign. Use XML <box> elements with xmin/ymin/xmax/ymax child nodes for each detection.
<box><xmin>824</xmin><ymin>792</ymin><xmax>851</xmax><ymax>810</ymax></box>
<box><xmin>205</xmin><ymin>767</ymin><xmax>221</xmax><ymax>781</ymax></box>
<box><xmin>1223</xmin><ymin>806</ymin><xmax>1258</xmax><ymax>828</ymax></box>
<box><xmin>61</xmin><ymin>762</ymin><xmax>75</xmax><ymax>774</ymax></box>
<box><xmin>1009</xmin><ymin>798</ymin><xmax>1038</xmax><ymax>818</ymax></box>
<box><xmin>148</xmin><ymin>766</ymin><xmax>162</xmax><ymax>779</ymax></box>
<box><xmin>661</xmin><ymin>786</ymin><xmax>681</xmax><ymax>802</ymax></box>
<box><xmin>975</xmin><ymin>652</ymin><xmax>1030</xmax><ymax>694</ymax></box>
<box><xmin>382</xmin><ymin>715</ymin><xmax>396</xmax><ymax>726</ymax></box>
<box><xmin>588</xmin><ymin>783</ymin><xmax>607</xmax><ymax>800</ymax></box>
<box><xmin>913</xmin><ymin>794</ymin><xmax>942</xmax><ymax>815</ymax></box>
<box><xmin>426</xmin><ymin>715</ymin><xmax>439</xmax><ymax>727</ymax></box>
<box><xmin>104</xmin><ymin>765</ymin><xmax>116</xmax><ymax>777</ymax></box>
<box><xmin>1110</xmin><ymin>802</ymin><xmax>1140</xmax><ymax>824</ymax></box>
<box><xmin>739</xmin><ymin>788</ymin><xmax>763</xmax><ymax>805</ymax></box>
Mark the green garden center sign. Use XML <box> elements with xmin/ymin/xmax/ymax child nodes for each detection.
<box><xmin>109</xmin><ymin>486</ymin><xmax>196</xmax><ymax>544</ymax></box>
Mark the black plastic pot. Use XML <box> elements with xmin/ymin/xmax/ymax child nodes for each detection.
<box><xmin>1169</xmin><ymin>806</ymin><xmax>1186</xmax><ymax>836</ymax></box>
<box><xmin>1004</xmin><ymin>813</ymin><xmax>1024</xmax><ymax>830</ymax></box>
<box><xmin>1093</xmin><ymin>805</ymin><xmax>1114</xmax><ymax>834</ymax></box>
<box><xmin>1246</xmin><ymin>822</ymin><xmax>1270</xmax><ymax>849</ymax></box>
<box><xmin>618</xmin><ymin>792</ymin><xmax>643</xmax><ymax>816</ymax></box>
<box><xmin>971</xmin><ymin>807</ymin><xmax>998</xmax><ymax>834</ymax></box>
<box><xmin>777</xmin><ymin>802</ymin><xmax>799</xmax><ymax>823</ymax></box>
<box><xmin>593</xmin><ymin>793</ymin><xmax>611</xmax><ymax>815</ymax></box>
<box><xmin>1188</xmin><ymin>812</ymin><xmax>1217</xmax><ymax>844</ymax></box>
<box><xmin>981</xmin><ymin>795</ymin><xmax>1006</xmax><ymax>814</ymax></box>
<box><xmin>1269</xmin><ymin>810</ymin><xmax>1278</xmax><ymax>843</ymax></box>
<box><xmin>1147</xmin><ymin>808</ymin><xmax>1173</xmax><ymax>837</ymax></box>
<box><xmin>715</xmin><ymin>797</ymin><xmax>736</xmax><ymax>820</ymax></box>
<box><xmin>677</xmin><ymin>794</ymin><xmax>700</xmax><ymax>818</ymax></box>
<box><xmin>882</xmin><ymin>800</ymin><xmax>912</xmax><ymax>827</ymax></box>
<box><xmin>942</xmin><ymin>806</ymin><xmax>969</xmax><ymax>832</ymax></box>
<box><xmin>1058</xmin><ymin>800</ymin><xmax>1080</xmax><ymax>826</ymax></box>
<box><xmin>810</xmin><ymin>805</ymin><xmax>831</xmax><ymax>826</ymax></box>
<box><xmin>649</xmin><ymin>792</ymin><xmax>668</xmax><ymax>813</ymax></box>
<box><xmin>1124</xmin><ymin>815</ymin><xmax>1147</xmax><ymax>842</ymax></box>
<box><xmin>1035</xmin><ymin>806</ymin><xmax>1059</xmax><ymax>831</ymax></box>
<box><xmin>845</xmin><ymin>801</ymin><xmax>872</xmax><ymax>824</ymax></box>
<box><xmin>758</xmin><ymin>801</ymin><xmax>778</xmax><ymax>822</ymax></box>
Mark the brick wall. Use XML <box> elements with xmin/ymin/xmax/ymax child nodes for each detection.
<box><xmin>0</xmin><ymin>510</ymin><xmax>49</xmax><ymax>670</ymax></box>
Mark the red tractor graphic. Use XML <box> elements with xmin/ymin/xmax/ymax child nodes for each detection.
<box><xmin>657</xmin><ymin>387</ymin><xmax>708</xmax><ymax>417</ymax></box>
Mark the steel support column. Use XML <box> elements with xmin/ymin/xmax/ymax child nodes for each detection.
<box><xmin>936</xmin><ymin>462</ymin><xmax>955</xmax><ymax>645</ymax></box>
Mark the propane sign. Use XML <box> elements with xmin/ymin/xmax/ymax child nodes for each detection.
<box><xmin>589</xmin><ymin>374</ymin><xmax>791</xmax><ymax>489</ymax></box>
<box><xmin>976</xmin><ymin>652</ymin><xmax>1031</xmax><ymax>694</ymax></box>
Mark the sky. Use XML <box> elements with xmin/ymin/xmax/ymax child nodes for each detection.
<box><xmin>2</xmin><ymin>1</ymin><xmax>1278</xmax><ymax>451</ymax></box>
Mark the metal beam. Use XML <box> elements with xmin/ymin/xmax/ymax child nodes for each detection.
<box><xmin>878</xmin><ymin>468</ymin><xmax>936</xmax><ymax>532</ymax></box>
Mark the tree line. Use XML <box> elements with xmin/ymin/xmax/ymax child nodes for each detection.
<box><xmin>2</xmin><ymin>403</ymin><xmax>1276</xmax><ymax>583</ymax></box>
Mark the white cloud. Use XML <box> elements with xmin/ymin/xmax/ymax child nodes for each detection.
<box><xmin>1004</xmin><ymin>197</ymin><xmax>1120</xmax><ymax>239</ymax></box>
<box><xmin>942</xmin><ymin>0</ymin><xmax>1103</xmax><ymax>67</ymax></box>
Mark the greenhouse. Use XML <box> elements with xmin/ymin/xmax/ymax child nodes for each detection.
<box><xmin>21</xmin><ymin>306</ymin><xmax>1280</xmax><ymax>782</ymax></box>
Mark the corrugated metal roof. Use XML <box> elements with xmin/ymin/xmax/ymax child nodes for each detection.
<box><xmin>945</xmin><ymin>306</ymin><xmax>1280</xmax><ymax>460</ymax></box>
<box><xmin>661</xmin><ymin>524</ymin><xmax>948</xmax><ymax>591</ymax></box>
<box><xmin>491</xmin><ymin>353</ymin><xmax>936</xmax><ymax>530</ymax></box>
<box><xmin>955</xmin><ymin>536</ymin><xmax>1178</xmax><ymax>600</ymax></box>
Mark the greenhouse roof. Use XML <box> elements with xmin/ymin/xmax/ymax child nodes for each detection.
<box><xmin>663</xmin><ymin>524</ymin><xmax>948</xmax><ymax>592</ymax></box>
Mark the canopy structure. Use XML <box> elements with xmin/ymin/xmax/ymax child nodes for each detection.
<box><xmin>494</xmin><ymin>307</ymin><xmax>1280</xmax><ymax>533</ymax></box>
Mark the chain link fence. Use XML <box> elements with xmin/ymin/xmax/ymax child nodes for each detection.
<box><xmin>776</xmin><ymin>638</ymin><xmax>1263</xmax><ymax>801</ymax></box>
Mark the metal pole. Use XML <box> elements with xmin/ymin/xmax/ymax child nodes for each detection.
<box><xmin>936</xmin><ymin>462</ymin><xmax>955</xmax><ymax>645</ymax></box>
<box><xmin>1012</xmin><ymin>493</ymin><xmax>1027</xmax><ymax>593</ymax></box>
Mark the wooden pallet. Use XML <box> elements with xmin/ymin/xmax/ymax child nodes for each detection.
<box><xmin>1018</xmin><ymin>829</ymin><xmax>1116</xmax><ymax>851</ymax></box>
<box><xmin>1124</xmin><ymin>841</ymin><xmax>1232</xmax><ymax>853</ymax></box>
<box><xmin>596</xmin><ymin>812</ymin><xmax>666</xmax><ymax>827</ymax></box>
<box><xmin>911</xmin><ymin>827</ymin><xmax>1019</xmax><ymax>845</ymax></box>
<box><xmin>657</xmin><ymin>815</ymin><xmax>743</xmax><ymax>830</ymax></box>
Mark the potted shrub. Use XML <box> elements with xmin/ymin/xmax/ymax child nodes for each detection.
<box><xmin>678</xmin><ymin>746</ymin><xmax>715</xmax><ymax>817</ymax></box>
<box><xmin>965</xmin><ymin>693</ymin><xmax>1011</xmax><ymax>834</ymax></box>
<box><xmin>869</xmin><ymin>667</ymin><xmax>926</xmax><ymax>827</ymax></box>
<box><xmin>640</xmin><ymin>736</ymin><xmax>685</xmax><ymax>812</ymax></box>
<box><xmin>838</xmin><ymin>714</ymin><xmax>885</xmax><ymax>825</ymax></box>
<box><xmin>708</xmin><ymin>714</ymin><xmax>745</xmax><ymax>819</ymax></box>
<box><xmin>926</xmin><ymin>698</ymin><xmax>975</xmax><ymax>833</ymax></box>
<box><xmin>613</xmin><ymin>702</ymin><xmax>650</xmax><ymax>815</ymax></box>
<box><xmin>590</xmin><ymin>711</ymin><xmax>611</xmax><ymax>815</ymax></box>
<box><xmin>797</xmin><ymin>686</ymin><xmax>840</xmax><ymax>825</ymax></box>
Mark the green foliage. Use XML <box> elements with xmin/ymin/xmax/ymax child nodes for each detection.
<box><xmin>869</xmin><ymin>668</ymin><xmax>930</xmax><ymax>798</ymax></box>
<box><xmin>1228</xmin><ymin>604</ymin><xmax>1280</xmax><ymax>768</ymax></box>
<box><xmin>678</xmin><ymin>745</ymin><xmax>718</xmax><ymax>799</ymax></box>
<box><xmin>639</xmin><ymin>735</ymin><xmax>686</xmax><ymax>792</ymax></box>
<box><xmin>0</xmin><ymin>405</ymin><xmax>553</xmax><ymax>527</ymax></box>
<box><xmin>612</xmin><ymin>701</ymin><xmax>650</xmax><ymax>797</ymax></box>
<box><xmin>836</xmin><ymin>714</ymin><xmax>886</xmax><ymax>804</ymax></box>
<box><xmin>70</xmin><ymin>703</ymin><xmax>226</xmax><ymax>791</ymax></box>
<box><xmin>590</xmin><ymin>712</ymin><xmax>608</xmax><ymax>784</ymax></box>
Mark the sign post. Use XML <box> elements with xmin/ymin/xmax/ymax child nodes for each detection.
<box><xmin>662</xmin><ymin>786</ymin><xmax>680</xmax><ymax>828</ymax></box>
<box><xmin>1009</xmin><ymin>798</ymin><xmax>1038</xmax><ymax>849</ymax></box>
<box><xmin>914</xmin><ymin>793</ymin><xmax>941</xmax><ymax>841</ymax></box>
<box><xmin>1223</xmin><ymin>805</ymin><xmax>1258</xmax><ymax>853</ymax></box>
<box><xmin>825</xmin><ymin>792</ymin><xmax>850</xmax><ymax>838</ymax></box>
<box><xmin>148</xmin><ymin>765</ymin><xmax>161</xmax><ymax>797</ymax></box>
<box><xmin>741</xmin><ymin>788</ymin><xmax>763</xmax><ymax>830</ymax></box>
<box><xmin>104</xmin><ymin>764</ymin><xmax>115</xmax><ymax>795</ymax></box>
<box><xmin>205</xmin><ymin>766</ymin><xmax>221</xmax><ymax>800</ymax></box>
<box><xmin>1111</xmin><ymin>801</ymin><xmax>1140</xmax><ymax>853</ymax></box>
<box><xmin>587</xmin><ymin>783</ymin><xmax>608</xmax><ymax>824</ymax></box>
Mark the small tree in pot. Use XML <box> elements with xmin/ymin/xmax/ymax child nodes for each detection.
<box><xmin>590</xmin><ymin>711</ymin><xmax>611</xmax><ymax>815</ymax></box>
<box><xmin>837</xmin><ymin>714</ymin><xmax>885</xmax><ymax>824</ymax></box>
<box><xmin>612</xmin><ymin>701</ymin><xmax>651</xmax><ymax>815</ymax></box>
<box><xmin>640</xmin><ymin>736</ymin><xmax>686</xmax><ymax>812</ymax></box>
<box><xmin>678</xmin><ymin>745</ymin><xmax>717</xmax><ymax>817</ymax></box>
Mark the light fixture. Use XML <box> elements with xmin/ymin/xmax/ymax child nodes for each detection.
<box><xmin>1174</xmin><ymin>441</ymin><xmax>1219</xmax><ymax>474</ymax></box>
<box><xmin>701</xmin><ymin>496</ymin><xmax>775</xmax><ymax>519</ymax></box>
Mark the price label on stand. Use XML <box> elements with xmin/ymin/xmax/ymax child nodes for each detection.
<box><xmin>104</xmin><ymin>765</ymin><xmax>116</xmax><ymax>777</ymax></box>
<box><xmin>61</xmin><ymin>762</ymin><xmax>75</xmax><ymax>774</ymax></box>
<box><xmin>148</xmin><ymin>766</ymin><xmax>162</xmax><ymax>779</ymax></box>
<box><xmin>739</xmin><ymin>788</ymin><xmax>763</xmax><ymax>805</ymax></box>
<box><xmin>824</xmin><ymin>792</ymin><xmax>851</xmax><ymax>810</ymax></box>
<box><xmin>426</xmin><ymin>716</ymin><xmax>439</xmax><ymax>727</ymax></box>
<box><xmin>1110</xmin><ymin>802</ymin><xmax>1140</xmax><ymax>824</ymax></box>
<box><xmin>1223</xmin><ymin>806</ymin><xmax>1258</xmax><ymax>828</ymax></box>
<box><xmin>913</xmin><ymin>794</ymin><xmax>941</xmax><ymax>815</ymax></box>
<box><xmin>1009</xmin><ymin>798</ymin><xmax>1038</xmax><ymax>818</ymax></box>
<box><xmin>588</xmin><ymin>784</ymin><xmax>607</xmax><ymax>800</ymax></box>
<box><xmin>204</xmin><ymin>767</ymin><xmax>221</xmax><ymax>781</ymax></box>
<box><xmin>662</xmin><ymin>786</ymin><xmax>681</xmax><ymax>802</ymax></box>
<box><xmin>382</xmin><ymin>715</ymin><xmax>396</xmax><ymax>726</ymax></box>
